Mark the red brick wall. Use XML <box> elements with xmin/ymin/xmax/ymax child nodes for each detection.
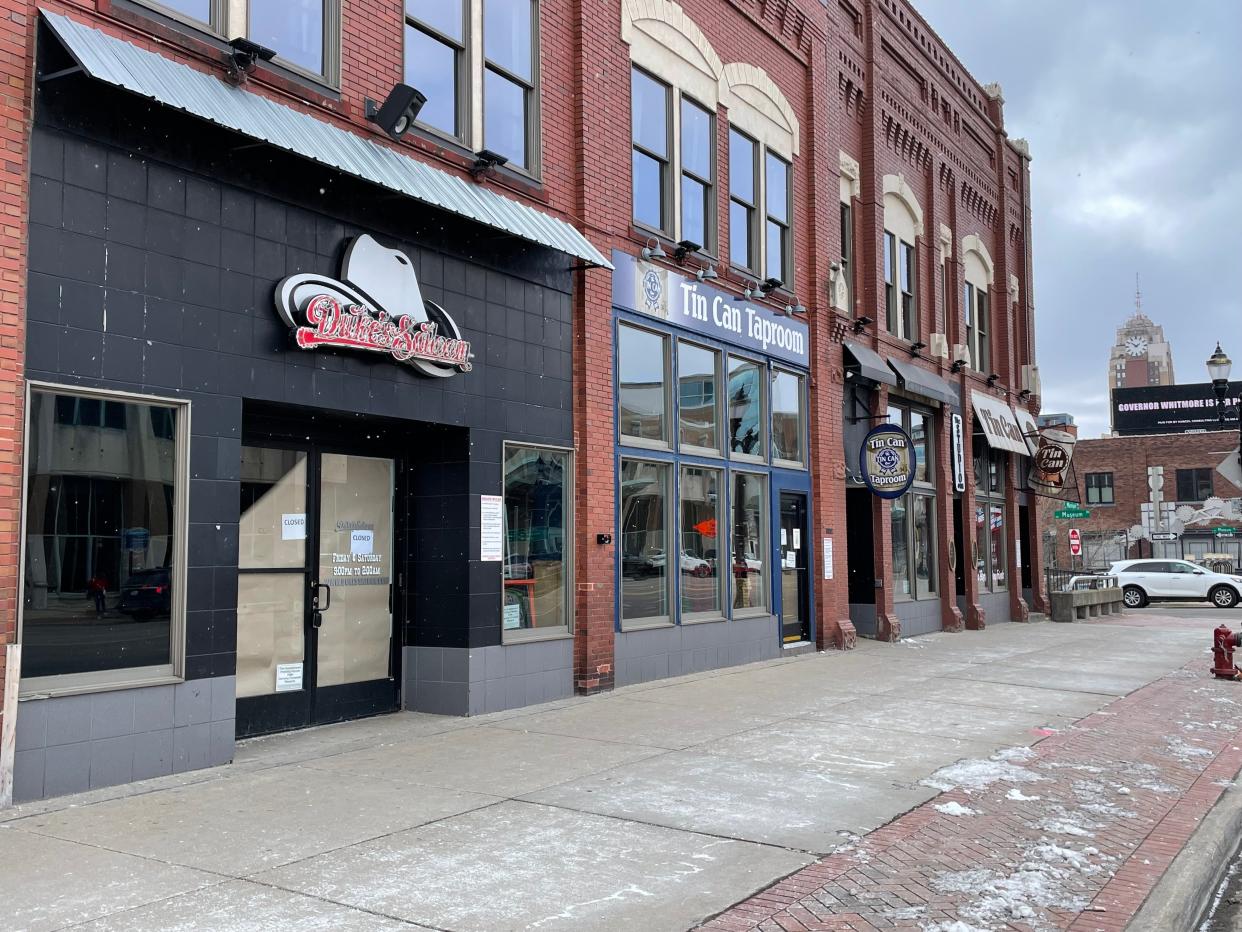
<box><xmin>1038</xmin><ymin>431</ymin><xmax>1242</xmax><ymax>567</ymax></box>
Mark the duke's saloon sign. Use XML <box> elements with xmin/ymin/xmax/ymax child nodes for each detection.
<box><xmin>276</xmin><ymin>235</ymin><xmax>472</xmax><ymax>378</ymax></box>
<box><xmin>860</xmin><ymin>424</ymin><xmax>915</xmax><ymax>500</ymax></box>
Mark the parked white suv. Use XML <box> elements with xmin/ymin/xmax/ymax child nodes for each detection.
<box><xmin>1108</xmin><ymin>559</ymin><xmax>1242</xmax><ymax>609</ymax></box>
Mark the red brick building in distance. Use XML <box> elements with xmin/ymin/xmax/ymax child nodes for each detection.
<box><xmin>0</xmin><ymin>0</ymin><xmax>1043</xmax><ymax>803</ymax></box>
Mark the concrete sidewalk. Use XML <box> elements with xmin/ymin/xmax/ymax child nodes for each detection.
<box><xmin>0</xmin><ymin>614</ymin><xmax>1223</xmax><ymax>931</ymax></box>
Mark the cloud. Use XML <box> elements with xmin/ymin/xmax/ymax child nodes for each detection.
<box><xmin>912</xmin><ymin>0</ymin><xmax>1242</xmax><ymax>438</ymax></box>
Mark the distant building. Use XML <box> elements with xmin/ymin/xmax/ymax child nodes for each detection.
<box><xmin>1107</xmin><ymin>284</ymin><xmax>1175</xmax><ymax>395</ymax></box>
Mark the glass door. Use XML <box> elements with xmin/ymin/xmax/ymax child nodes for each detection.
<box><xmin>779</xmin><ymin>492</ymin><xmax>810</xmax><ymax>643</ymax></box>
<box><xmin>235</xmin><ymin>447</ymin><xmax>398</xmax><ymax>738</ymax></box>
<box><xmin>312</xmin><ymin>453</ymin><xmax>397</xmax><ymax>724</ymax></box>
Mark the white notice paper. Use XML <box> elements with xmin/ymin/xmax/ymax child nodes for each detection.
<box><xmin>350</xmin><ymin>530</ymin><xmax>374</xmax><ymax>555</ymax></box>
<box><xmin>792</xmin><ymin>528</ymin><xmax>801</xmax><ymax>549</ymax></box>
<box><xmin>481</xmin><ymin>495</ymin><xmax>504</xmax><ymax>562</ymax></box>
<box><xmin>781</xmin><ymin>528</ymin><xmax>787</xmax><ymax>546</ymax></box>
<box><xmin>281</xmin><ymin>514</ymin><xmax>306</xmax><ymax>540</ymax></box>
<box><xmin>275</xmin><ymin>663</ymin><xmax>303</xmax><ymax>692</ymax></box>
<box><xmin>503</xmin><ymin>603</ymin><xmax>522</xmax><ymax>630</ymax></box>
<box><xmin>823</xmin><ymin>538</ymin><xmax>833</xmax><ymax>580</ymax></box>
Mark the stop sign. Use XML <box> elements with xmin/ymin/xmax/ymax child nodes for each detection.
<box><xmin>1069</xmin><ymin>527</ymin><xmax>1082</xmax><ymax>557</ymax></box>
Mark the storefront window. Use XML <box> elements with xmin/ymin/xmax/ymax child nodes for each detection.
<box><xmin>727</xmin><ymin>356</ymin><xmax>765</xmax><ymax>459</ymax></box>
<box><xmin>990</xmin><ymin>503</ymin><xmax>1007</xmax><ymax>589</ymax></box>
<box><xmin>681</xmin><ymin>466</ymin><xmax>724</xmax><ymax>619</ymax></box>
<box><xmin>732</xmin><ymin>472</ymin><xmax>767</xmax><ymax>612</ymax></box>
<box><xmin>21</xmin><ymin>388</ymin><xmax>186</xmax><ymax>684</ymax></box>
<box><xmin>974</xmin><ymin>446</ymin><xmax>1007</xmax><ymax>592</ymax></box>
<box><xmin>771</xmin><ymin>370</ymin><xmax>804</xmax><ymax>464</ymax></box>
<box><xmin>502</xmin><ymin>445</ymin><xmax>571</xmax><ymax>638</ymax></box>
<box><xmin>889</xmin><ymin>403</ymin><xmax>937</xmax><ymax>602</ymax></box>
<box><xmin>678</xmin><ymin>342</ymin><xmax>719</xmax><ymax>452</ymax></box>
<box><xmin>620</xmin><ymin>459</ymin><xmax>671</xmax><ymax>626</ymax></box>
<box><xmin>619</xmin><ymin>323</ymin><xmax>669</xmax><ymax>445</ymax></box>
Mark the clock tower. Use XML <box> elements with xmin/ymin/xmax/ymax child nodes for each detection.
<box><xmin>1106</xmin><ymin>277</ymin><xmax>1175</xmax><ymax>393</ymax></box>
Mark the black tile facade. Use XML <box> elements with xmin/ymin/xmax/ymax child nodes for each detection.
<box><xmin>27</xmin><ymin>86</ymin><xmax>576</xmax><ymax>674</ymax></box>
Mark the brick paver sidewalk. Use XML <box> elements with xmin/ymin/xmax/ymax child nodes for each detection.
<box><xmin>701</xmin><ymin>662</ymin><xmax>1242</xmax><ymax>932</ymax></box>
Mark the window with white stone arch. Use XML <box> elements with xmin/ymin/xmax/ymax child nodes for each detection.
<box><xmin>962</xmin><ymin>234</ymin><xmax>994</xmax><ymax>373</ymax></box>
<box><xmin>882</xmin><ymin>174</ymin><xmax>923</xmax><ymax>342</ymax></box>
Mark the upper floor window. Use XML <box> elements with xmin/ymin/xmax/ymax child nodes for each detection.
<box><xmin>1176</xmin><ymin>468</ymin><xmax>1214</xmax><ymax>502</ymax></box>
<box><xmin>882</xmin><ymin>175</ymin><xmax>923</xmax><ymax>342</ymax></box>
<box><xmin>680</xmin><ymin>98</ymin><xmax>716</xmax><ymax>251</ymax></box>
<box><xmin>1085</xmin><ymin>471</ymin><xmax>1114</xmax><ymax>505</ymax></box>
<box><xmin>765</xmin><ymin>152</ymin><xmax>791</xmax><ymax>283</ymax></box>
<box><xmin>405</xmin><ymin>0</ymin><xmax>539</xmax><ymax>172</ymax></box>
<box><xmin>964</xmin><ymin>282</ymin><xmax>991</xmax><ymax>374</ymax></box>
<box><xmin>729</xmin><ymin>129</ymin><xmax>758</xmax><ymax>270</ymax></box>
<box><xmin>632</xmin><ymin>68</ymin><xmax>672</xmax><ymax>234</ymax></box>
<box><xmin>729</xmin><ymin>131</ymin><xmax>792</xmax><ymax>283</ymax></box>
<box><xmin>840</xmin><ymin>202</ymin><xmax>854</xmax><ymax>314</ymax></box>
<box><xmin>141</xmin><ymin>0</ymin><xmax>340</xmax><ymax>83</ymax></box>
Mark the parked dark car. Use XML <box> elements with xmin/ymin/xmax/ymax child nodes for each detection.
<box><xmin>117</xmin><ymin>567</ymin><xmax>172</xmax><ymax>619</ymax></box>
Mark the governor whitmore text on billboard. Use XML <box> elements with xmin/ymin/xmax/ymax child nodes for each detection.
<box><xmin>1112</xmin><ymin>382</ymin><xmax>1242</xmax><ymax>436</ymax></box>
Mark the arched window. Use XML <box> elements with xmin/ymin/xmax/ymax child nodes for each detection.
<box><xmin>962</xmin><ymin>234</ymin><xmax>994</xmax><ymax>373</ymax></box>
<box><xmin>882</xmin><ymin>175</ymin><xmax>923</xmax><ymax>341</ymax></box>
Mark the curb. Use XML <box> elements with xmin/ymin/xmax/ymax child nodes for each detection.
<box><xmin>1128</xmin><ymin>782</ymin><xmax>1242</xmax><ymax>931</ymax></box>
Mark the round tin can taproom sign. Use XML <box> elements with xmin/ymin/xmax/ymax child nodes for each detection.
<box><xmin>1029</xmin><ymin>427</ymin><xmax>1076</xmax><ymax>491</ymax></box>
<box><xmin>860</xmin><ymin>424</ymin><xmax>915</xmax><ymax>499</ymax></box>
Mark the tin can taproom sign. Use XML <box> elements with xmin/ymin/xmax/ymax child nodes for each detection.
<box><xmin>860</xmin><ymin>424</ymin><xmax>915</xmax><ymax>500</ymax></box>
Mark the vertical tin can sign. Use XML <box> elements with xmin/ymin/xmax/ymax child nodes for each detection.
<box><xmin>860</xmin><ymin>424</ymin><xmax>915</xmax><ymax>500</ymax></box>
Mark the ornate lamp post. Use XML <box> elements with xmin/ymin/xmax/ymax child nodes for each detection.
<box><xmin>1206</xmin><ymin>343</ymin><xmax>1242</xmax><ymax>474</ymax></box>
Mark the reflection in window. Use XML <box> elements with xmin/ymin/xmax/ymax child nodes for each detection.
<box><xmin>22</xmin><ymin>390</ymin><xmax>181</xmax><ymax>680</ymax></box>
<box><xmin>632</xmin><ymin>68</ymin><xmax>670</xmax><ymax>231</ymax></box>
<box><xmin>483</xmin><ymin>0</ymin><xmax>534</xmax><ymax>168</ymax></box>
<box><xmin>912</xmin><ymin>413</ymin><xmax>929</xmax><ymax>483</ymax></box>
<box><xmin>678</xmin><ymin>342</ymin><xmax>719</xmax><ymax>450</ymax></box>
<box><xmin>771</xmin><ymin>370</ymin><xmax>804</xmax><ymax>463</ymax></box>
<box><xmin>160</xmin><ymin>0</ymin><xmax>211</xmax><ymax>21</ymax></box>
<box><xmin>680</xmin><ymin>98</ymin><xmax>714</xmax><ymax>250</ymax></box>
<box><xmin>729</xmin><ymin>128</ymin><xmax>757</xmax><ymax>270</ymax></box>
<box><xmin>405</xmin><ymin>2</ymin><xmax>465</xmax><ymax>137</ymax></box>
<box><xmin>732</xmin><ymin>472</ymin><xmax>767</xmax><ymax>611</ymax></box>
<box><xmin>618</xmin><ymin>324</ymin><xmax>668</xmax><ymax>443</ymax></box>
<box><xmin>990</xmin><ymin>504</ymin><xmax>1006</xmax><ymax>589</ymax></box>
<box><xmin>503</xmin><ymin>446</ymin><xmax>570</xmax><ymax>633</ymax></box>
<box><xmin>727</xmin><ymin>356</ymin><xmax>764</xmax><ymax>457</ymax></box>
<box><xmin>765</xmin><ymin>152</ymin><xmax>790</xmax><ymax>283</ymax></box>
<box><xmin>913</xmin><ymin>495</ymin><xmax>935</xmax><ymax>599</ymax></box>
<box><xmin>680</xmin><ymin>466</ymin><xmax>723</xmax><ymax>618</ymax></box>
<box><xmin>620</xmin><ymin>459</ymin><xmax>670</xmax><ymax>624</ymax></box>
<box><xmin>250</xmin><ymin>0</ymin><xmax>326</xmax><ymax>75</ymax></box>
<box><xmin>891</xmin><ymin>495</ymin><xmax>910</xmax><ymax>598</ymax></box>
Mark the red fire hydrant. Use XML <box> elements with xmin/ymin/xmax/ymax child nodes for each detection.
<box><xmin>1212</xmin><ymin>624</ymin><xmax>1242</xmax><ymax>680</ymax></box>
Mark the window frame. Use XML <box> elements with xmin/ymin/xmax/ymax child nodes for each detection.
<box><xmin>898</xmin><ymin>238</ymin><xmax>917</xmax><ymax>341</ymax></box>
<box><xmin>679</xmin><ymin>463</ymin><xmax>727</xmax><ymax>623</ymax></box>
<box><xmin>887</xmin><ymin>403</ymin><xmax>938</xmax><ymax>602</ymax></box>
<box><xmin>676</xmin><ymin>339</ymin><xmax>723</xmax><ymax>458</ymax></box>
<box><xmin>764</xmin><ymin>150</ymin><xmax>792</xmax><ymax>285</ymax></box>
<box><xmin>631</xmin><ymin>65</ymin><xmax>674</xmax><ymax>236</ymax></box>
<box><xmin>972</xmin><ymin>447</ymin><xmax>1008</xmax><ymax>593</ymax></box>
<box><xmin>17</xmin><ymin>382</ymin><xmax>191</xmax><ymax>698</ymax></box>
<box><xmin>1085</xmin><ymin>471</ymin><xmax>1115</xmax><ymax>506</ymax></box>
<box><xmin>403</xmin><ymin>0</ymin><xmax>542</xmax><ymax>177</ymax></box>
<box><xmin>840</xmin><ymin>201</ymin><xmax>854</xmax><ymax>316</ymax></box>
<box><xmin>726</xmin><ymin>353</ymin><xmax>768</xmax><ymax>465</ymax></box>
<box><xmin>885</xmin><ymin>231</ymin><xmax>898</xmax><ymax>335</ymax></box>
<box><xmin>619</xmin><ymin>456</ymin><xmax>674</xmax><ymax>630</ymax></box>
<box><xmin>678</xmin><ymin>94</ymin><xmax>717</xmax><ymax>255</ymax></box>
<box><xmin>617</xmin><ymin>320</ymin><xmax>672</xmax><ymax>450</ymax></box>
<box><xmin>728</xmin><ymin>126</ymin><xmax>760</xmax><ymax>273</ymax></box>
<box><xmin>770</xmin><ymin>367</ymin><xmax>806</xmax><ymax>468</ymax></box>
<box><xmin>247</xmin><ymin>0</ymin><xmax>341</xmax><ymax>86</ymax></box>
<box><xmin>501</xmin><ymin>441</ymin><xmax>575</xmax><ymax>644</ymax></box>
<box><xmin>1176</xmin><ymin>467</ymin><xmax>1214</xmax><ymax>503</ymax></box>
<box><xmin>730</xmin><ymin>469</ymin><xmax>769</xmax><ymax>617</ymax></box>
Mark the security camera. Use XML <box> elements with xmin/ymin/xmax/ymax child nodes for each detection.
<box><xmin>365</xmin><ymin>83</ymin><xmax>427</xmax><ymax>141</ymax></box>
<box><xmin>226</xmin><ymin>36</ymin><xmax>276</xmax><ymax>79</ymax></box>
<box><xmin>759</xmin><ymin>277</ymin><xmax>783</xmax><ymax>294</ymax></box>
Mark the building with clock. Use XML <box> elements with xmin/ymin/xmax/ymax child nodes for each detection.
<box><xmin>1107</xmin><ymin>305</ymin><xmax>1175</xmax><ymax>393</ymax></box>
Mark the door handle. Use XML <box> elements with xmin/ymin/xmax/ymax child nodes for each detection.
<box><xmin>313</xmin><ymin>582</ymin><xmax>332</xmax><ymax>611</ymax></box>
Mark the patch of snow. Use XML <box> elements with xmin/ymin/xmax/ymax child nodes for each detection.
<box><xmin>1006</xmin><ymin>788</ymin><xmax>1041</xmax><ymax>801</ymax></box>
<box><xmin>1117</xmin><ymin>786</ymin><xmax>1132</xmax><ymax>795</ymax></box>
<box><xmin>1137</xmin><ymin>780</ymin><xmax>1179</xmax><ymax>794</ymax></box>
<box><xmin>922</xmin><ymin>922</ymin><xmax>991</xmax><ymax>932</ymax></box>
<box><xmin>1166</xmin><ymin>737</ymin><xmax>1214</xmax><ymax>763</ymax></box>
<box><xmin>922</xmin><ymin>750</ymin><xmax>1046</xmax><ymax>793</ymax></box>
<box><xmin>995</xmin><ymin>746</ymin><xmax>1035</xmax><ymax>762</ymax></box>
<box><xmin>1037</xmin><ymin>816</ymin><xmax>1094</xmax><ymax>838</ymax></box>
<box><xmin>934</xmin><ymin>801</ymin><xmax>978</xmax><ymax>817</ymax></box>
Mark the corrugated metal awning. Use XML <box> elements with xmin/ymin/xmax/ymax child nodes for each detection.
<box><xmin>40</xmin><ymin>10</ymin><xmax>611</xmax><ymax>270</ymax></box>
<box><xmin>887</xmin><ymin>357</ymin><xmax>959</xmax><ymax>407</ymax></box>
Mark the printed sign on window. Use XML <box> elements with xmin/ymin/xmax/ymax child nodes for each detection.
<box><xmin>350</xmin><ymin>530</ymin><xmax>374</xmax><ymax>555</ymax></box>
<box><xmin>480</xmin><ymin>495</ymin><xmax>504</xmax><ymax>562</ymax></box>
<box><xmin>281</xmin><ymin>514</ymin><xmax>306</xmax><ymax>540</ymax></box>
<box><xmin>276</xmin><ymin>663</ymin><xmax>303</xmax><ymax>692</ymax></box>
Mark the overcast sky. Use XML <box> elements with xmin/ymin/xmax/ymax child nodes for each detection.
<box><xmin>913</xmin><ymin>0</ymin><xmax>1242</xmax><ymax>438</ymax></box>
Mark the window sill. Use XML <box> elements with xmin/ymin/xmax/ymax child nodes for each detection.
<box><xmin>681</xmin><ymin>614</ymin><xmax>728</xmax><ymax>626</ymax></box>
<box><xmin>620</xmin><ymin>437</ymin><xmax>673</xmax><ymax>453</ymax></box>
<box><xmin>19</xmin><ymin>670</ymin><xmax>183</xmax><ymax>701</ymax></box>
<box><xmin>620</xmin><ymin>619</ymin><xmax>675</xmax><ymax>633</ymax></box>
<box><xmin>732</xmin><ymin>608</ymin><xmax>771</xmax><ymax>620</ymax></box>
<box><xmin>773</xmin><ymin>457</ymin><xmax>806</xmax><ymax>471</ymax></box>
<box><xmin>404</xmin><ymin>124</ymin><xmax>546</xmax><ymax>199</ymax></box>
<box><xmin>502</xmin><ymin>629</ymin><xmax>574</xmax><ymax>645</ymax></box>
<box><xmin>730</xmin><ymin>454</ymin><xmax>768</xmax><ymax>467</ymax></box>
<box><xmin>680</xmin><ymin>444</ymin><xmax>724</xmax><ymax>460</ymax></box>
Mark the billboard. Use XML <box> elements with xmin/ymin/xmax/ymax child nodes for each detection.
<box><xmin>1112</xmin><ymin>382</ymin><xmax>1242</xmax><ymax>436</ymax></box>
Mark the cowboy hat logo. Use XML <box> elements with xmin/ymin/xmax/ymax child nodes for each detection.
<box><xmin>275</xmin><ymin>235</ymin><xmax>473</xmax><ymax>378</ymax></box>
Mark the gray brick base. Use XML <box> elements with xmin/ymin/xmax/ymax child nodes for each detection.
<box><xmin>402</xmin><ymin>639</ymin><xmax>574</xmax><ymax>716</ymax></box>
<box><xmin>615</xmin><ymin>615</ymin><xmax>779</xmax><ymax>687</ymax></box>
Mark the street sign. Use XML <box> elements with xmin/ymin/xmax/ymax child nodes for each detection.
<box><xmin>1213</xmin><ymin>527</ymin><xmax>1238</xmax><ymax>538</ymax></box>
<box><xmin>1151</xmin><ymin>532</ymin><xmax>1178</xmax><ymax>542</ymax></box>
<box><xmin>1055</xmin><ymin>505</ymin><xmax>1091</xmax><ymax>519</ymax></box>
<box><xmin>1068</xmin><ymin>527</ymin><xmax>1082</xmax><ymax>557</ymax></box>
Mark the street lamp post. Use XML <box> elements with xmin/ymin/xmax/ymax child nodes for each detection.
<box><xmin>1206</xmin><ymin>342</ymin><xmax>1242</xmax><ymax>475</ymax></box>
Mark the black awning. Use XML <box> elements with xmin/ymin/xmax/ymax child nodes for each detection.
<box><xmin>887</xmin><ymin>358</ymin><xmax>959</xmax><ymax>407</ymax></box>
<box><xmin>843</xmin><ymin>341</ymin><xmax>897</xmax><ymax>387</ymax></box>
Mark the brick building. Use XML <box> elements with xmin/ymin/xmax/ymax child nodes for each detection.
<box><xmin>1038</xmin><ymin>430</ymin><xmax>1242</xmax><ymax>570</ymax></box>
<box><xmin>0</xmin><ymin>0</ymin><xmax>1042</xmax><ymax>804</ymax></box>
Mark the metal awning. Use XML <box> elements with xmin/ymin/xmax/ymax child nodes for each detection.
<box><xmin>971</xmin><ymin>391</ymin><xmax>1030</xmax><ymax>454</ymax></box>
<box><xmin>40</xmin><ymin>10</ymin><xmax>611</xmax><ymax>270</ymax></box>
<box><xmin>887</xmin><ymin>357</ymin><xmax>958</xmax><ymax>407</ymax></box>
<box><xmin>843</xmin><ymin>341</ymin><xmax>897</xmax><ymax>386</ymax></box>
